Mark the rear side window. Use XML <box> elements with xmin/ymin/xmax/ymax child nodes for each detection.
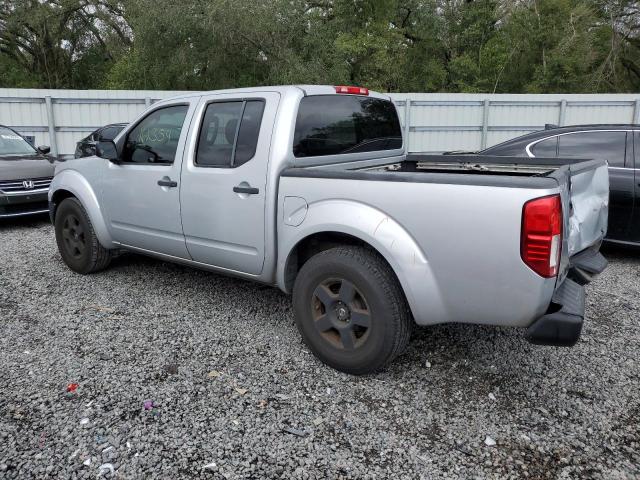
<box><xmin>196</xmin><ymin>100</ymin><xmax>265</xmax><ymax>167</ymax></box>
<box><xmin>122</xmin><ymin>105</ymin><xmax>188</xmax><ymax>164</ymax></box>
<box><xmin>293</xmin><ymin>95</ymin><xmax>402</xmax><ymax>158</ymax></box>
<box><xmin>558</xmin><ymin>131</ymin><xmax>627</xmax><ymax>167</ymax></box>
<box><xmin>531</xmin><ymin>136</ymin><xmax>558</xmax><ymax>157</ymax></box>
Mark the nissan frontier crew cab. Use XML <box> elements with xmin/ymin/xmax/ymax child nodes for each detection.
<box><xmin>49</xmin><ymin>85</ymin><xmax>609</xmax><ymax>374</ymax></box>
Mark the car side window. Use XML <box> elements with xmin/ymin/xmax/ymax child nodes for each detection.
<box><xmin>196</xmin><ymin>100</ymin><xmax>265</xmax><ymax>167</ymax></box>
<box><xmin>100</xmin><ymin>126</ymin><xmax>124</xmax><ymax>141</ymax></box>
<box><xmin>121</xmin><ymin>105</ymin><xmax>188</xmax><ymax>165</ymax></box>
<box><xmin>531</xmin><ymin>136</ymin><xmax>558</xmax><ymax>157</ymax></box>
<box><xmin>558</xmin><ymin>131</ymin><xmax>627</xmax><ymax>167</ymax></box>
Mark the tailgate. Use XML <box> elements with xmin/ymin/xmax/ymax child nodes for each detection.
<box><xmin>555</xmin><ymin>159</ymin><xmax>609</xmax><ymax>258</ymax></box>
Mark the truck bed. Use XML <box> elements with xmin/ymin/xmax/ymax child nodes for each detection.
<box><xmin>279</xmin><ymin>152</ymin><xmax>608</xmax><ymax>329</ymax></box>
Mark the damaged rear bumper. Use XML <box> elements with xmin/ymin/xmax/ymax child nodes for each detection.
<box><xmin>526</xmin><ymin>248</ymin><xmax>607</xmax><ymax>347</ymax></box>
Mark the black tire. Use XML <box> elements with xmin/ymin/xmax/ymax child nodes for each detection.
<box><xmin>54</xmin><ymin>197</ymin><xmax>112</xmax><ymax>274</ymax></box>
<box><xmin>293</xmin><ymin>246</ymin><xmax>412</xmax><ymax>375</ymax></box>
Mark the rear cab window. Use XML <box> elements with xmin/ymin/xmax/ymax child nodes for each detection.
<box><xmin>293</xmin><ymin>95</ymin><xmax>402</xmax><ymax>158</ymax></box>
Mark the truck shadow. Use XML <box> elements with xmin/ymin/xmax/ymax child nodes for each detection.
<box><xmin>0</xmin><ymin>213</ymin><xmax>50</xmax><ymax>229</ymax></box>
<box><xmin>601</xmin><ymin>242</ymin><xmax>640</xmax><ymax>262</ymax></box>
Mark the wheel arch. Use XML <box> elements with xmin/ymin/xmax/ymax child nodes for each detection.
<box><xmin>277</xmin><ymin>200</ymin><xmax>447</xmax><ymax>325</ymax></box>
<box><xmin>49</xmin><ymin>170</ymin><xmax>114</xmax><ymax>248</ymax></box>
<box><xmin>49</xmin><ymin>188</ymin><xmax>75</xmax><ymax>221</ymax></box>
<box><xmin>282</xmin><ymin>231</ymin><xmax>389</xmax><ymax>292</ymax></box>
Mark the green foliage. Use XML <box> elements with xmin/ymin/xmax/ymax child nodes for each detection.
<box><xmin>0</xmin><ymin>0</ymin><xmax>639</xmax><ymax>92</ymax></box>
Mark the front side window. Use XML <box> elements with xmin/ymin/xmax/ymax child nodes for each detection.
<box><xmin>196</xmin><ymin>100</ymin><xmax>265</xmax><ymax>167</ymax></box>
<box><xmin>99</xmin><ymin>126</ymin><xmax>125</xmax><ymax>141</ymax></box>
<box><xmin>122</xmin><ymin>105</ymin><xmax>188</xmax><ymax>164</ymax></box>
<box><xmin>558</xmin><ymin>131</ymin><xmax>627</xmax><ymax>167</ymax></box>
<box><xmin>0</xmin><ymin>127</ymin><xmax>36</xmax><ymax>156</ymax></box>
<box><xmin>530</xmin><ymin>136</ymin><xmax>558</xmax><ymax>157</ymax></box>
<box><xmin>293</xmin><ymin>95</ymin><xmax>402</xmax><ymax>158</ymax></box>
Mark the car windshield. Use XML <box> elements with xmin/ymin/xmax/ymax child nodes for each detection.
<box><xmin>0</xmin><ymin>127</ymin><xmax>36</xmax><ymax>155</ymax></box>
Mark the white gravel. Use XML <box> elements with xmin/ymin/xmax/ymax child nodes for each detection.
<box><xmin>1</xmin><ymin>216</ymin><xmax>639</xmax><ymax>479</ymax></box>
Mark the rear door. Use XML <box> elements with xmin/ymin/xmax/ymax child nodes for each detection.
<box><xmin>555</xmin><ymin>130</ymin><xmax>634</xmax><ymax>241</ymax></box>
<box><xmin>179</xmin><ymin>92</ymin><xmax>279</xmax><ymax>275</ymax></box>
<box><xmin>101</xmin><ymin>101</ymin><xmax>197</xmax><ymax>258</ymax></box>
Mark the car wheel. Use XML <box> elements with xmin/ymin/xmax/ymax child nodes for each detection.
<box><xmin>54</xmin><ymin>197</ymin><xmax>112</xmax><ymax>274</ymax></box>
<box><xmin>293</xmin><ymin>246</ymin><xmax>412</xmax><ymax>374</ymax></box>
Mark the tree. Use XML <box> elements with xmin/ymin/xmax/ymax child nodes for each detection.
<box><xmin>0</xmin><ymin>0</ymin><xmax>130</xmax><ymax>88</ymax></box>
<box><xmin>0</xmin><ymin>0</ymin><xmax>638</xmax><ymax>92</ymax></box>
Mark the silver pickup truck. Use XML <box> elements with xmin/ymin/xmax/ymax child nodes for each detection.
<box><xmin>49</xmin><ymin>85</ymin><xmax>609</xmax><ymax>374</ymax></box>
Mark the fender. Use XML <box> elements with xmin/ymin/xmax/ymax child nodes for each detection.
<box><xmin>277</xmin><ymin>199</ymin><xmax>449</xmax><ymax>325</ymax></box>
<box><xmin>49</xmin><ymin>169</ymin><xmax>115</xmax><ymax>248</ymax></box>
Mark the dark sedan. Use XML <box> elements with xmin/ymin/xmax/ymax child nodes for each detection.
<box><xmin>74</xmin><ymin>123</ymin><xmax>127</xmax><ymax>158</ymax></box>
<box><xmin>0</xmin><ymin>125</ymin><xmax>54</xmax><ymax>218</ymax></box>
<box><xmin>480</xmin><ymin>125</ymin><xmax>639</xmax><ymax>246</ymax></box>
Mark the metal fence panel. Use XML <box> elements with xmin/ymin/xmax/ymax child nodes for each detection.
<box><xmin>1</xmin><ymin>89</ymin><xmax>638</xmax><ymax>156</ymax></box>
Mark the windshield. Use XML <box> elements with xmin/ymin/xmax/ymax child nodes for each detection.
<box><xmin>0</xmin><ymin>127</ymin><xmax>36</xmax><ymax>155</ymax></box>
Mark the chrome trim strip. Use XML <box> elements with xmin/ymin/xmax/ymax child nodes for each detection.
<box><xmin>0</xmin><ymin>181</ymin><xmax>51</xmax><ymax>185</ymax></box>
<box><xmin>0</xmin><ymin>188</ymin><xmax>49</xmax><ymax>196</ymax></box>
<box><xmin>0</xmin><ymin>180</ymin><xmax>52</xmax><ymax>185</ymax></box>
<box><xmin>604</xmin><ymin>238</ymin><xmax>640</xmax><ymax>247</ymax></box>
<box><xmin>526</xmin><ymin>129</ymin><xmax>638</xmax><ymax>158</ymax></box>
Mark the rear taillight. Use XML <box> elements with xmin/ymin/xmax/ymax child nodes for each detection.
<box><xmin>521</xmin><ymin>194</ymin><xmax>562</xmax><ymax>278</ymax></box>
<box><xmin>334</xmin><ymin>85</ymin><xmax>369</xmax><ymax>95</ymax></box>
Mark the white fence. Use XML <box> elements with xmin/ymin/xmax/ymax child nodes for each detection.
<box><xmin>1</xmin><ymin>88</ymin><xmax>639</xmax><ymax>157</ymax></box>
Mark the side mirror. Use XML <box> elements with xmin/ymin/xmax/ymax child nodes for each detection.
<box><xmin>37</xmin><ymin>145</ymin><xmax>51</xmax><ymax>154</ymax></box>
<box><xmin>96</xmin><ymin>140</ymin><xmax>120</xmax><ymax>163</ymax></box>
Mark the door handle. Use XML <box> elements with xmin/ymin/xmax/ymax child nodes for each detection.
<box><xmin>157</xmin><ymin>178</ymin><xmax>177</xmax><ymax>188</ymax></box>
<box><xmin>233</xmin><ymin>185</ymin><xmax>259</xmax><ymax>194</ymax></box>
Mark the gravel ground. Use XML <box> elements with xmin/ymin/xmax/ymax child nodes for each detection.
<box><xmin>0</xmin><ymin>216</ymin><xmax>638</xmax><ymax>480</ymax></box>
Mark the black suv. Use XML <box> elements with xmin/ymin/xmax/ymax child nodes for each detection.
<box><xmin>480</xmin><ymin>125</ymin><xmax>639</xmax><ymax>246</ymax></box>
<box><xmin>74</xmin><ymin>123</ymin><xmax>127</xmax><ymax>158</ymax></box>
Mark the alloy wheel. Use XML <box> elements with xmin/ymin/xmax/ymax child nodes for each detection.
<box><xmin>61</xmin><ymin>214</ymin><xmax>86</xmax><ymax>259</ymax></box>
<box><xmin>311</xmin><ymin>277</ymin><xmax>372</xmax><ymax>350</ymax></box>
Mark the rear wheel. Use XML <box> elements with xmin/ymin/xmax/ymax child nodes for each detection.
<box><xmin>293</xmin><ymin>246</ymin><xmax>412</xmax><ymax>374</ymax></box>
<box><xmin>54</xmin><ymin>197</ymin><xmax>112</xmax><ymax>274</ymax></box>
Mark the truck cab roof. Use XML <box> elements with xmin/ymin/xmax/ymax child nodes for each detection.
<box><xmin>159</xmin><ymin>85</ymin><xmax>391</xmax><ymax>103</ymax></box>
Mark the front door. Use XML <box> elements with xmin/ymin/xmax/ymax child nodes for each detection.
<box><xmin>180</xmin><ymin>92</ymin><xmax>280</xmax><ymax>275</ymax></box>
<box><xmin>101</xmin><ymin>102</ymin><xmax>196</xmax><ymax>258</ymax></box>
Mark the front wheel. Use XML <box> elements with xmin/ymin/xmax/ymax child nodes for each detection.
<box><xmin>54</xmin><ymin>197</ymin><xmax>112</xmax><ymax>274</ymax></box>
<box><xmin>293</xmin><ymin>246</ymin><xmax>412</xmax><ymax>375</ymax></box>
